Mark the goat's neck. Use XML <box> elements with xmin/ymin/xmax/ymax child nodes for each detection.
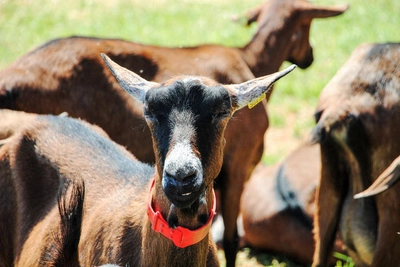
<box><xmin>141</xmin><ymin>223</ymin><xmax>210</xmax><ymax>267</ymax></box>
<box><xmin>141</xmin><ymin>179</ymin><xmax>212</xmax><ymax>267</ymax></box>
<box><xmin>239</xmin><ymin>17</ymin><xmax>295</xmax><ymax>78</ymax></box>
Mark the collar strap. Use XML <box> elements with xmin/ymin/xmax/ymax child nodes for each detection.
<box><xmin>146</xmin><ymin>179</ymin><xmax>216</xmax><ymax>248</ymax></box>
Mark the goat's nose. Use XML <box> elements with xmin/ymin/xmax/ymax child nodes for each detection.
<box><xmin>165</xmin><ymin>168</ymin><xmax>198</xmax><ymax>184</ymax></box>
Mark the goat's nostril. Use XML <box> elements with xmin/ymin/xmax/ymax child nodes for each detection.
<box><xmin>166</xmin><ymin>169</ymin><xmax>197</xmax><ymax>183</ymax></box>
<box><xmin>183</xmin><ymin>170</ymin><xmax>197</xmax><ymax>181</ymax></box>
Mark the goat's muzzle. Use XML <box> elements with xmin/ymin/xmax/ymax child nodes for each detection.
<box><xmin>162</xmin><ymin>142</ymin><xmax>204</xmax><ymax>208</ymax></box>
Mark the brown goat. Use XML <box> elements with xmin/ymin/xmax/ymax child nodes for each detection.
<box><xmin>240</xmin><ymin>143</ymin><xmax>346</xmax><ymax>265</ymax></box>
<box><xmin>240</xmin><ymin>143</ymin><xmax>319</xmax><ymax>264</ymax></box>
<box><xmin>0</xmin><ymin>58</ymin><xmax>295</xmax><ymax>266</ymax></box>
<box><xmin>0</xmin><ymin>1</ymin><xmax>347</xmax><ymax>265</ymax></box>
<box><xmin>311</xmin><ymin>43</ymin><xmax>400</xmax><ymax>267</ymax></box>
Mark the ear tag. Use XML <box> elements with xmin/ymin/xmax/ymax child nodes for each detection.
<box><xmin>247</xmin><ymin>92</ymin><xmax>266</xmax><ymax>109</ymax></box>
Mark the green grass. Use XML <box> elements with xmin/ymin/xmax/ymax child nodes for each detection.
<box><xmin>333</xmin><ymin>252</ymin><xmax>355</xmax><ymax>267</ymax></box>
<box><xmin>1</xmin><ymin>0</ymin><xmax>399</xmax><ymax>266</ymax></box>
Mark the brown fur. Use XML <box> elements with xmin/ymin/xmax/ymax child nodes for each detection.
<box><xmin>43</xmin><ymin>181</ymin><xmax>85</xmax><ymax>267</ymax></box>
<box><xmin>0</xmin><ymin>1</ymin><xmax>347</xmax><ymax>265</ymax></box>
<box><xmin>0</xmin><ymin>111</ymin><xmax>219</xmax><ymax>267</ymax></box>
<box><xmin>0</xmin><ymin>63</ymin><xmax>293</xmax><ymax>266</ymax></box>
<box><xmin>240</xmin><ymin>143</ymin><xmax>346</xmax><ymax>265</ymax></box>
<box><xmin>311</xmin><ymin>43</ymin><xmax>400</xmax><ymax>267</ymax></box>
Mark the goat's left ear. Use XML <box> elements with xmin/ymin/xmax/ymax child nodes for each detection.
<box><xmin>300</xmin><ymin>3</ymin><xmax>349</xmax><ymax>19</ymax></box>
<box><xmin>227</xmin><ymin>65</ymin><xmax>296</xmax><ymax>112</ymax></box>
<box><xmin>101</xmin><ymin>53</ymin><xmax>159</xmax><ymax>104</ymax></box>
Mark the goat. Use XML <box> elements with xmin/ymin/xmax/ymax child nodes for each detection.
<box><xmin>240</xmin><ymin>143</ymin><xmax>319</xmax><ymax>264</ymax></box>
<box><xmin>0</xmin><ymin>57</ymin><xmax>295</xmax><ymax>266</ymax></box>
<box><xmin>240</xmin><ymin>142</ymin><xmax>345</xmax><ymax>265</ymax></box>
<box><xmin>0</xmin><ymin>1</ymin><xmax>346</xmax><ymax>265</ymax></box>
<box><xmin>311</xmin><ymin>42</ymin><xmax>400</xmax><ymax>267</ymax></box>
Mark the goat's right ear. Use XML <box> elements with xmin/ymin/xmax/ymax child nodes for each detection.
<box><xmin>101</xmin><ymin>53</ymin><xmax>159</xmax><ymax>104</ymax></box>
<box><xmin>232</xmin><ymin>4</ymin><xmax>261</xmax><ymax>26</ymax></box>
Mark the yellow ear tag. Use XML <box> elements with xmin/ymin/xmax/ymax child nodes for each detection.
<box><xmin>247</xmin><ymin>92</ymin><xmax>266</xmax><ymax>109</ymax></box>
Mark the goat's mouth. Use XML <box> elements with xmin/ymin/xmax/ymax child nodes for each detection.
<box><xmin>289</xmin><ymin>48</ymin><xmax>314</xmax><ymax>69</ymax></box>
<box><xmin>163</xmin><ymin>183</ymin><xmax>205</xmax><ymax>209</ymax></box>
<box><xmin>164</xmin><ymin>188</ymin><xmax>204</xmax><ymax>209</ymax></box>
<box><xmin>162</xmin><ymin>171</ymin><xmax>205</xmax><ymax>208</ymax></box>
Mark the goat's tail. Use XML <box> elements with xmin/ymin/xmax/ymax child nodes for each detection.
<box><xmin>45</xmin><ymin>181</ymin><xmax>86</xmax><ymax>267</ymax></box>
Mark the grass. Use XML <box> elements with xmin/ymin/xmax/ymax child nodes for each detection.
<box><xmin>1</xmin><ymin>0</ymin><xmax>399</xmax><ymax>266</ymax></box>
<box><xmin>333</xmin><ymin>253</ymin><xmax>355</xmax><ymax>267</ymax></box>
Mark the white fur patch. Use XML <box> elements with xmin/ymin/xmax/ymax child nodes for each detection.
<box><xmin>163</xmin><ymin>140</ymin><xmax>203</xmax><ymax>186</ymax></box>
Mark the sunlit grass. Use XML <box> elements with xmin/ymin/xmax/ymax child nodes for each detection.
<box><xmin>334</xmin><ymin>252</ymin><xmax>355</xmax><ymax>267</ymax></box>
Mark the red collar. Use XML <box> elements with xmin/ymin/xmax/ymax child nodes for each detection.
<box><xmin>146</xmin><ymin>179</ymin><xmax>216</xmax><ymax>248</ymax></box>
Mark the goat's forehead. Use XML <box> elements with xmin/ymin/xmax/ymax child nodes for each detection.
<box><xmin>146</xmin><ymin>77</ymin><xmax>230</xmax><ymax>107</ymax></box>
<box><xmin>164</xmin><ymin>76</ymin><xmax>220</xmax><ymax>87</ymax></box>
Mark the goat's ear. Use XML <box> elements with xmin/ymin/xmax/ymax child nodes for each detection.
<box><xmin>227</xmin><ymin>65</ymin><xmax>296</xmax><ymax>112</ymax></box>
<box><xmin>233</xmin><ymin>4</ymin><xmax>261</xmax><ymax>26</ymax></box>
<box><xmin>300</xmin><ymin>3</ymin><xmax>349</xmax><ymax>19</ymax></box>
<box><xmin>354</xmin><ymin>156</ymin><xmax>400</xmax><ymax>199</ymax></box>
<box><xmin>101</xmin><ymin>53</ymin><xmax>159</xmax><ymax>104</ymax></box>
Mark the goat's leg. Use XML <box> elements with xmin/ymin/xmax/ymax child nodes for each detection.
<box><xmin>312</xmin><ymin>144</ymin><xmax>344</xmax><ymax>267</ymax></box>
<box><xmin>220</xmin><ymin>172</ymin><xmax>244</xmax><ymax>267</ymax></box>
<box><xmin>218</xmin><ymin>103</ymin><xmax>268</xmax><ymax>267</ymax></box>
<box><xmin>371</xmin><ymin>198</ymin><xmax>400</xmax><ymax>266</ymax></box>
<box><xmin>0</xmin><ymin>150</ymin><xmax>15</xmax><ymax>267</ymax></box>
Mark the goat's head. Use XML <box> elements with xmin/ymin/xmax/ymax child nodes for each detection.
<box><xmin>246</xmin><ymin>0</ymin><xmax>348</xmax><ymax>69</ymax></box>
<box><xmin>102</xmin><ymin>53</ymin><xmax>295</xmax><ymax>222</ymax></box>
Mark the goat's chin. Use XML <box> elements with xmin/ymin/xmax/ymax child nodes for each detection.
<box><xmin>166</xmin><ymin>197</ymin><xmax>209</xmax><ymax>229</ymax></box>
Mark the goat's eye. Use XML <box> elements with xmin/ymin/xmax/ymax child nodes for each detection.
<box><xmin>212</xmin><ymin>111</ymin><xmax>230</xmax><ymax>122</ymax></box>
<box><xmin>291</xmin><ymin>30</ymin><xmax>302</xmax><ymax>41</ymax></box>
<box><xmin>144</xmin><ymin>108</ymin><xmax>158</xmax><ymax>122</ymax></box>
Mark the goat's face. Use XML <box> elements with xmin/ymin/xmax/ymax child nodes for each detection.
<box><xmin>249</xmin><ymin>0</ymin><xmax>348</xmax><ymax>69</ymax></box>
<box><xmin>287</xmin><ymin>0</ymin><xmax>348</xmax><ymax>69</ymax></box>
<box><xmin>101</xmin><ymin>53</ymin><xmax>295</xmax><ymax>209</ymax></box>
<box><xmin>145</xmin><ymin>79</ymin><xmax>232</xmax><ymax>208</ymax></box>
<box><xmin>286</xmin><ymin>22</ymin><xmax>313</xmax><ymax>69</ymax></box>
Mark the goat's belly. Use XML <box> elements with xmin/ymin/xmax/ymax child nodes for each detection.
<box><xmin>339</xmin><ymin>195</ymin><xmax>377</xmax><ymax>265</ymax></box>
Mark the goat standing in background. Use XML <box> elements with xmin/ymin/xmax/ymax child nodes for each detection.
<box><xmin>0</xmin><ymin>57</ymin><xmax>295</xmax><ymax>266</ymax></box>
<box><xmin>0</xmin><ymin>1</ymin><xmax>347</xmax><ymax>265</ymax></box>
<box><xmin>311</xmin><ymin>43</ymin><xmax>400</xmax><ymax>267</ymax></box>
